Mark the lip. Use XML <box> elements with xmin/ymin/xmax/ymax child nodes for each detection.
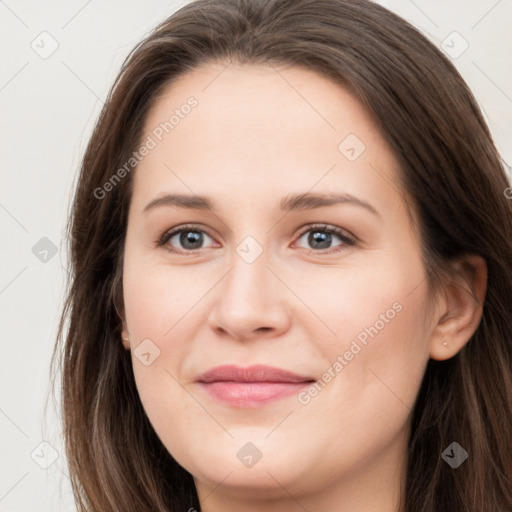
<box><xmin>196</xmin><ymin>364</ymin><xmax>315</xmax><ymax>408</ymax></box>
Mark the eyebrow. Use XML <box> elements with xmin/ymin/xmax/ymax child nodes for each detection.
<box><xmin>143</xmin><ymin>192</ymin><xmax>380</xmax><ymax>218</ymax></box>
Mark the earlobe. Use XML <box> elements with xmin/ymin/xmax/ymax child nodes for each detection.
<box><xmin>121</xmin><ymin>334</ymin><xmax>131</xmax><ymax>350</ymax></box>
<box><xmin>121</xmin><ymin>325</ymin><xmax>131</xmax><ymax>350</ymax></box>
<box><xmin>429</xmin><ymin>255</ymin><xmax>487</xmax><ymax>361</ymax></box>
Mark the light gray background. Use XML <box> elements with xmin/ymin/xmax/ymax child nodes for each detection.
<box><xmin>1</xmin><ymin>1</ymin><xmax>511</xmax><ymax>510</ymax></box>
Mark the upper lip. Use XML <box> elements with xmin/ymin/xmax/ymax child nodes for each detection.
<box><xmin>196</xmin><ymin>364</ymin><xmax>315</xmax><ymax>384</ymax></box>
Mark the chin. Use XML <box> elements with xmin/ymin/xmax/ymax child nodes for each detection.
<box><xmin>176</xmin><ymin>435</ymin><xmax>318</xmax><ymax>494</ymax></box>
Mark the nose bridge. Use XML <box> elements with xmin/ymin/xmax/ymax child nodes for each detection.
<box><xmin>222</xmin><ymin>225</ymin><xmax>271</xmax><ymax>297</ymax></box>
<box><xmin>223</xmin><ymin>240</ymin><xmax>271</xmax><ymax>310</ymax></box>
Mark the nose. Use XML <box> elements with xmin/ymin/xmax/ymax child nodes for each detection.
<box><xmin>207</xmin><ymin>247</ymin><xmax>291</xmax><ymax>341</ymax></box>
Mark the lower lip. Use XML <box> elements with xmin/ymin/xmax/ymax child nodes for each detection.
<box><xmin>198</xmin><ymin>381</ymin><xmax>311</xmax><ymax>407</ymax></box>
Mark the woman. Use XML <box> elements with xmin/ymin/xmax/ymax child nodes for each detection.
<box><xmin>52</xmin><ymin>0</ymin><xmax>512</xmax><ymax>510</ymax></box>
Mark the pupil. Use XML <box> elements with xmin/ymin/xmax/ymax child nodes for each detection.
<box><xmin>309</xmin><ymin>231</ymin><xmax>331</xmax><ymax>249</ymax></box>
<box><xmin>180</xmin><ymin>231</ymin><xmax>203</xmax><ymax>249</ymax></box>
<box><xmin>177</xmin><ymin>230</ymin><xmax>332</xmax><ymax>250</ymax></box>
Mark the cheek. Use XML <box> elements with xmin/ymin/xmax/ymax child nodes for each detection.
<box><xmin>288</xmin><ymin>260</ymin><xmax>424</xmax><ymax>354</ymax></box>
<box><xmin>122</xmin><ymin>262</ymin><xmax>216</xmax><ymax>448</ymax></box>
<box><xmin>318</xmin><ymin>296</ymin><xmax>430</xmax><ymax>444</ymax></box>
<box><xmin>122</xmin><ymin>256</ymin><xmax>209</xmax><ymax>342</ymax></box>
<box><xmin>297</xmin><ymin>260</ymin><xmax>431</xmax><ymax>419</ymax></box>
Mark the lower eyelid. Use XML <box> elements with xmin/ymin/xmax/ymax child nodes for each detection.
<box><xmin>293</xmin><ymin>236</ymin><xmax>355</xmax><ymax>253</ymax></box>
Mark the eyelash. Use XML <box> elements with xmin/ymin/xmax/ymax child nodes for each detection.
<box><xmin>155</xmin><ymin>223</ymin><xmax>357</xmax><ymax>255</ymax></box>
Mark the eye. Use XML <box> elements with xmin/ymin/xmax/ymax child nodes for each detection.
<box><xmin>156</xmin><ymin>224</ymin><xmax>216</xmax><ymax>253</ymax></box>
<box><xmin>294</xmin><ymin>224</ymin><xmax>356</xmax><ymax>253</ymax></box>
<box><xmin>155</xmin><ymin>223</ymin><xmax>356</xmax><ymax>255</ymax></box>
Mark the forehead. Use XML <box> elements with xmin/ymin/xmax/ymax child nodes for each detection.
<box><xmin>131</xmin><ymin>61</ymin><xmax>407</xmax><ymax>221</ymax></box>
<box><xmin>142</xmin><ymin>61</ymin><xmax>380</xmax><ymax>154</ymax></box>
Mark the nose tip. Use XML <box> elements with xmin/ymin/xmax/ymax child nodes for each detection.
<box><xmin>207</xmin><ymin>258</ymin><xmax>291</xmax><ymax>341</ymax></box>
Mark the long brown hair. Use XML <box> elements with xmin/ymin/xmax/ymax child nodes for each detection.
<box><xmin>51</xmin><ymin>0</ymin><xmax>512</xmax><ymax>510</ymax></box>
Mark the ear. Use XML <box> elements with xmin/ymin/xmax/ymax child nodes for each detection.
<box><xmin>115</xmin><ymin>294</ymin><xmax>131</xmax><ymax>351</ymax></box>
<box><xmin>429</xmin><ymin>255</ymin><xmax>487</xmax><ymax>361</ymax></box>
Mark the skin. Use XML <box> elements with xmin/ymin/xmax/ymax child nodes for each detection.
<box><xmin>120</xmin><ymin>61</ymin><xmax>487</xmax><ymax>512</ymax></box>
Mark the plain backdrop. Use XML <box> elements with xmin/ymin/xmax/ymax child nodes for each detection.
<box><xmin>1</xmin><ymin>1</ymin><xmax>511</xmax><ymax>510</ymax></box>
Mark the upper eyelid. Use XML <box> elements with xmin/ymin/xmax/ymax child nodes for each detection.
<box><xmin>296</xmin><ymin>223</ymin><xmax>354</xmax><ymax>239</ymax></box>
<box><xmin>162</xmin><ymin>223</ymin><xmax>351</xmax><ymax>239</ymax></box>
<box><xmin>164</xmin><ymin>224</ymin><xmax>216</xmax><ymax>239</ymax></box>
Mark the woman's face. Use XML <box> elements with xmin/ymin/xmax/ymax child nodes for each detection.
<box><xmin>121</xmin><ymin>62</ymin><xmax>438</xmax><ymax>506</ymax></box>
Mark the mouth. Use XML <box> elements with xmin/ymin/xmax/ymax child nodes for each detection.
<box><xmin>196</xmin><ymin>364</ymin><xmax>316</xmax><ymax>408</ymax></box>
